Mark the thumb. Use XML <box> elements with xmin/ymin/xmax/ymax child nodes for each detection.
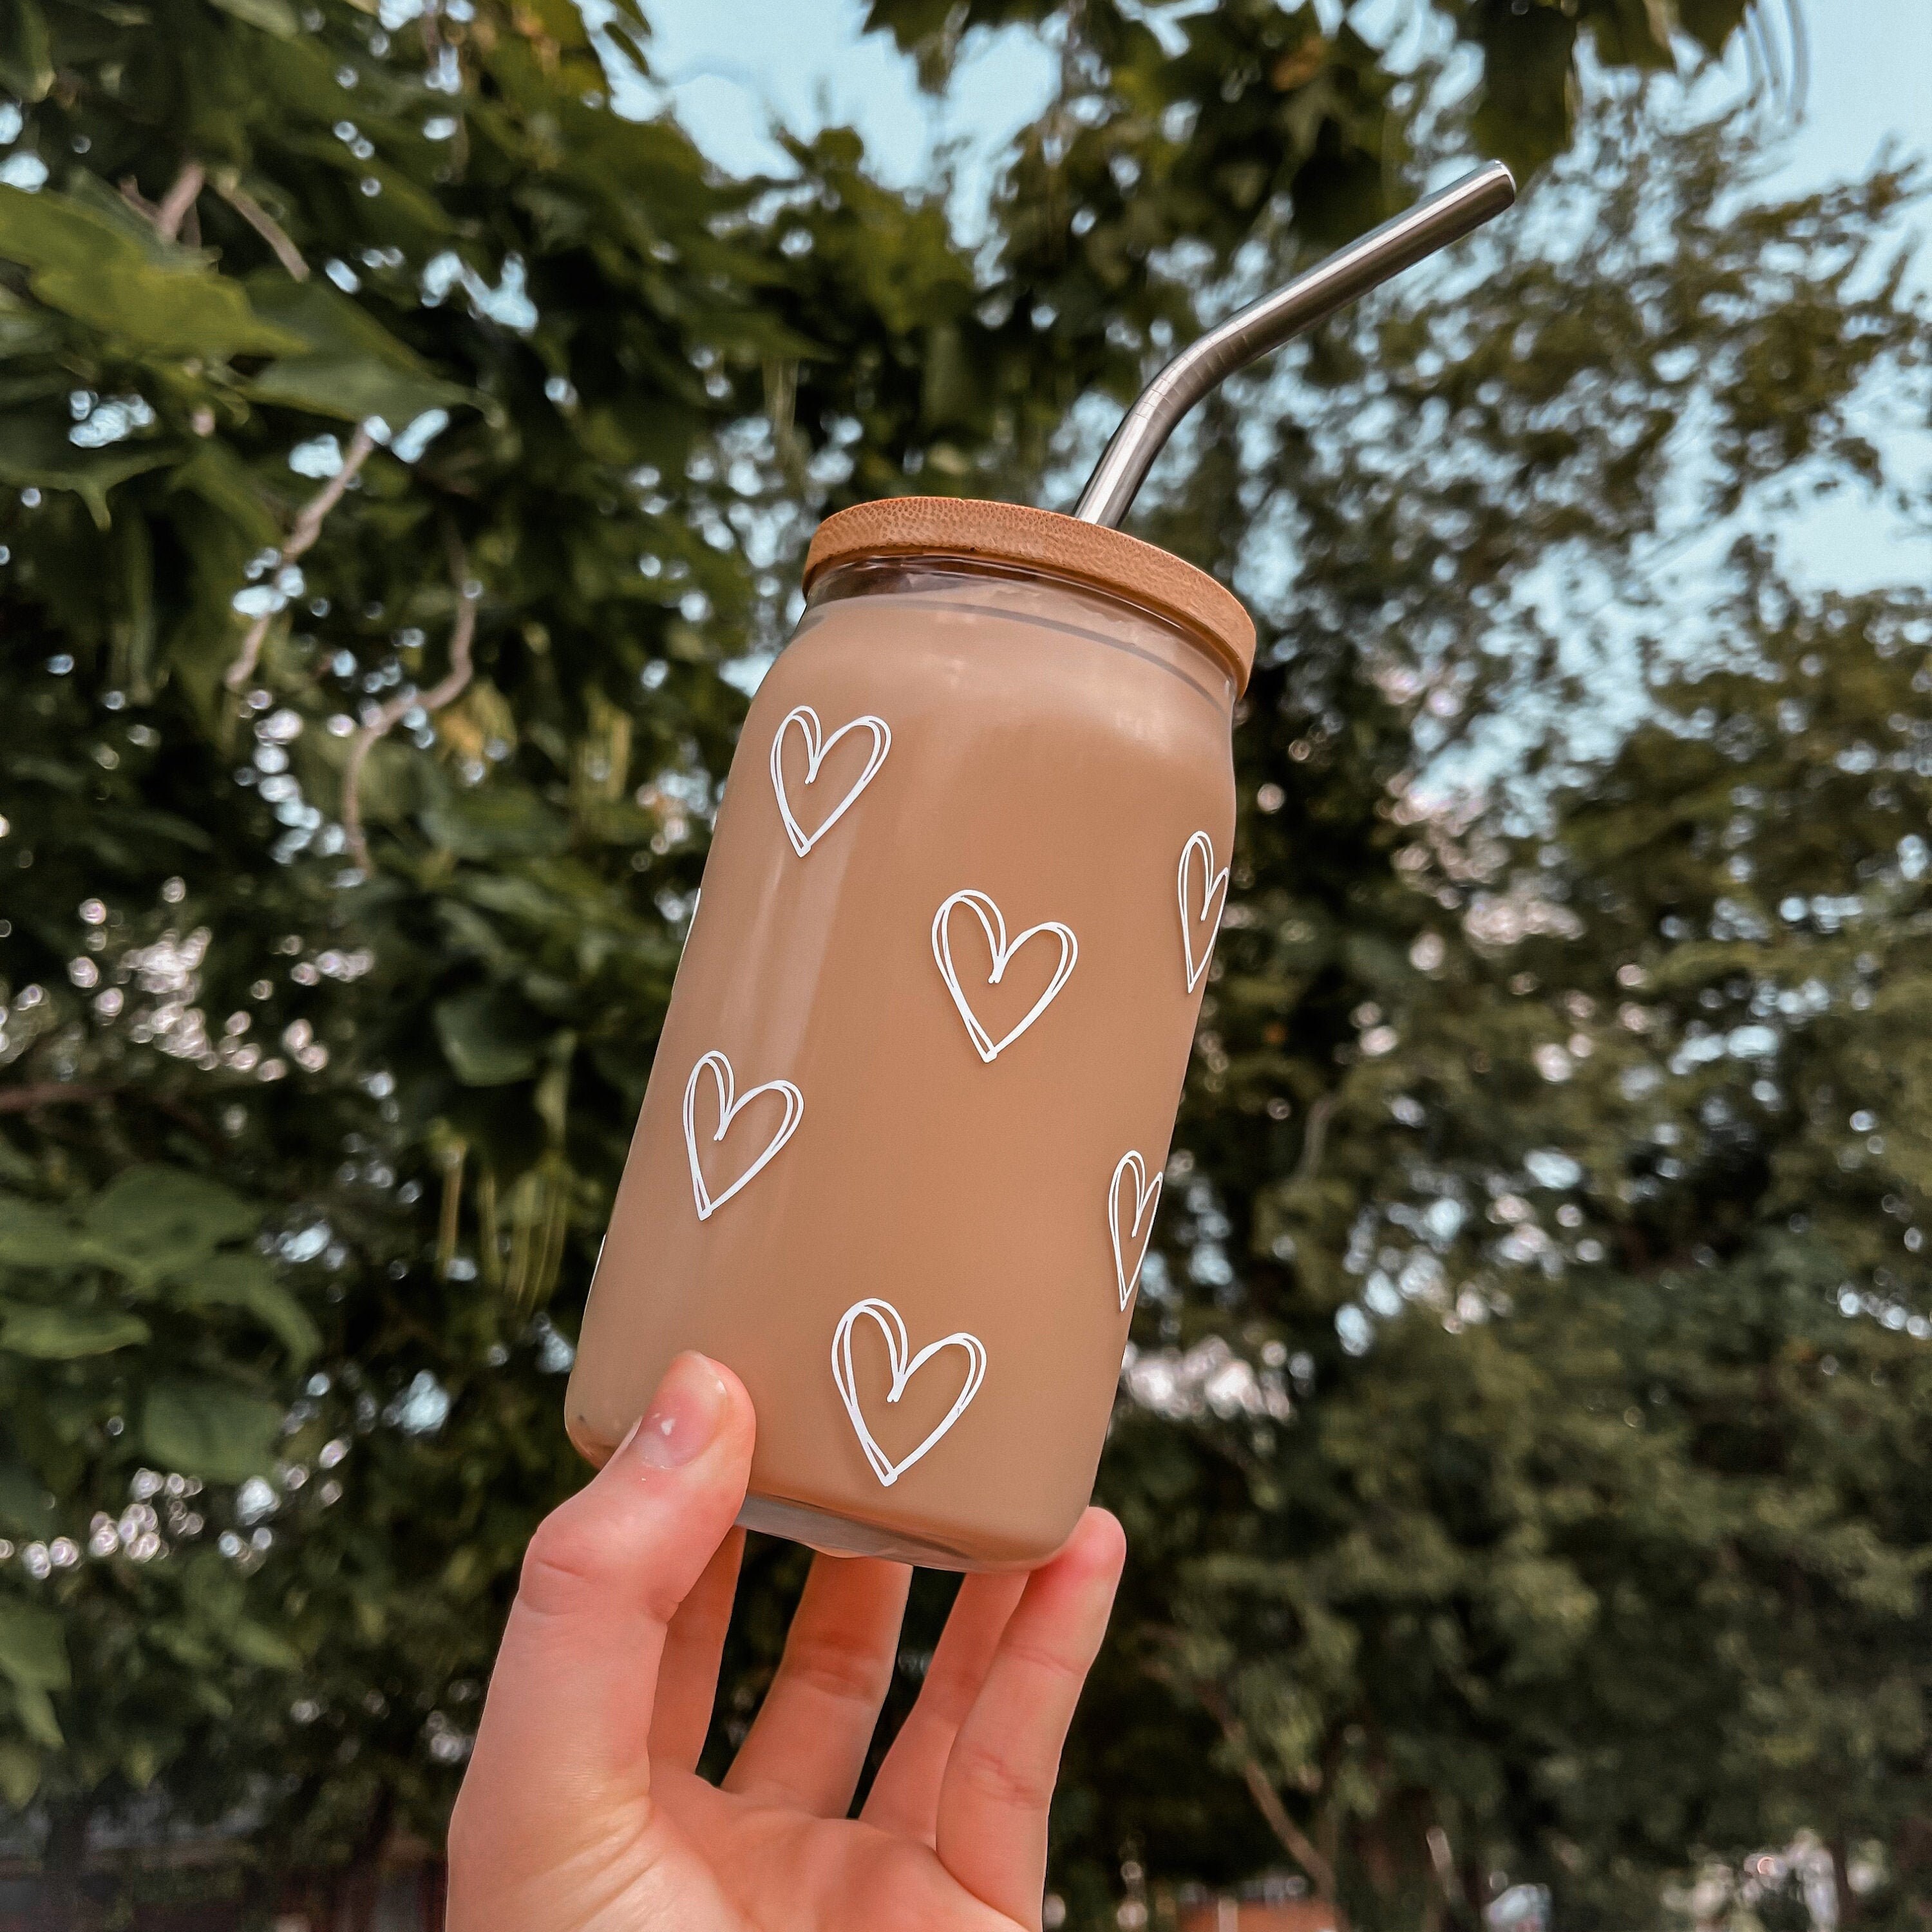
<box><xmin>455</xmin><ymin>1352</ymin><xmax>755</xmax><ymax>1852</ymax></box>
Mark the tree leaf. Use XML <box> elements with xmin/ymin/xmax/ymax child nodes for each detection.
<box><xmin>59</xmin><ymin>169</ymin><xmax>202</xmax><ymax>263</ymax></box>
<box><xmin>37</xmin><ymin>264</ymin><xmax>293</xmax><ymax>361</ymax></box>
<box><xmin>227</xmin><ymin>1621</ymin><xmax>303</xmax><ymax>1670</ymax></box>
<box><xmin>168</xmin><ymin>440</ymin><xmax>283</xmax><ymax>551</ymax></box>
<box><xmin>0</xmin><ymin>1196</ymin><xmax>86</xmax><ymax>1269</ymax></box>
<box><xmin>205</xmin><ymin>0</ymin><xmax>299</xmax><ymax>35</ymax></box>
<box><xmin>0</xmin><ymin>284</ymin><xmax>62</xmax><ymax>357</ymax></box>
<box><xmin>0</xmin><ymin>1302</ymin><xmax>149</xmax><ymax>1358</ymax></box>
<box><xmin>0</xmin><ymin>414</ymin><xmax>172</xmax><ymax>529</ymax></box>
<box><xmin>1466</xmin><ymin>6</ymin><xmax>1578</xmax><ymax>179</ymax></box>
<box><xmin>122</xmin><ymin>1736</ymin><xmax>163</xmax><ymax>1788</ymax></box>
<box><xmin>0</xmin><ymin>0</ymin><xmax>53</xmax><ymax>103</ymax></box>
<box><xmin>246</xmin><ymin>275</ymin><xmax>472</xmax><ymax>428</ymax></box>
<box><xmin>0</xmin><ymin>187</ymin><xmax>308</xmax><ymax>359</ymax></box>
<box><xmin>420</xmin><ymin>784</ymin><xmax>571</xmax><ymax>860</ymax></box>
<box><xmin>1677</xmin><ymin>0</ymin><xmax>1752</xmax><ymax>56</ymax></box>
<box><xmin>171</xmin><ymin>1252</ymin><xmax>321</xmax><ymax>1367</ymax></box>
<box><xmin>82</xmin><ymin>1166</ymin><xmax>258</xmax><ymax>1283</ymax></box>
<box><xmin>0</xmin><ymin>1602</ymin><xmax>68</xmax><ymax>1691</ymax></box>
<box><xmin>247</xmin><ymin>353</ymin><xmax>468</xmax><ymax>431</ymax></box>
<box><xmin>181</xmin><ymin>1547</ymin><xmax>246</xmax><ymax>1626</ymax></box>
<box><xmin>434</xmin><ymin>986</ymin><xmax>545</xmax><ymax>1086</ymax></box>
<box><xmin>0</xmin><ymin>1462</ymin><xmax>53</xmax><ymax>1537</ymax></box>
<box><xmin>0</xmin><ymin>1738</ymin><xmax>41</xmax><ymax>1808</ymax></box>
<box><xmin>60</xmin><ymin>0</ymin><xmax>151</xmax><ymax>21</ymax></box>
<box><xmin>142</xmin><ymin>1381</ymin><xmax>283</xmax><ymax>1484</ymax></box>
<box><xmin>4</xmin><ymin>1680</ymin><xmax>64</xmax><ymax>1748</ymax></box>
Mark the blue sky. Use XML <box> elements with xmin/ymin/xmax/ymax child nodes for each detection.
<box><xmin>625</xmin><ymin>0</ymin><xmax>1055</xmax><ymax>204</ymax></box>
<box><xmin>625</xmin><ymin>2</ymin><xmax>1931</xmax><ymax>598</ymax></box>
<box><xmin>638</xmin><ymin>1</ymin><xmax>1930</xmax><ymax>207</ymax></box>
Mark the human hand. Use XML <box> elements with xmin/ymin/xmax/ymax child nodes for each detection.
<box><xmin>447</xmin><ymin>1351</ymin><xmax>1126</xmax><ymax>1932</ymax></box>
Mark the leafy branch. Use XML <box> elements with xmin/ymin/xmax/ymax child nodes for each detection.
<box><xmin>1146</xmin><ymin>1659</ymin><xmax>1346</xmax><ymax>1924</ymax></box>
<box><xmin>223</xmin><ymin>424</ymin><xmax>378</xmax><ymax>695</ymax></box>
<box><xmin>211</xmin><ymin>171</ymin><xmax>309</xmax><ymax>281</ymax></box>
<box><xmin>117</xmin><ymin>159</ymin><xmax>204</xmax><ymax>242</ymax></box>
<box><xmin>119</xmin><ymin>151</ymin><xmax>308</xmax><ymax>278</ymax></box>
<box><xmin>339</xmin><ymin>531</ymin><xmax>480</xmax><ymax>871</ymax></box>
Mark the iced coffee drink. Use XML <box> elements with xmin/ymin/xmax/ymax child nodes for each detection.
<box><xmin>567</xmin><ymin>499</ymin><xmax>1253</xmax><ymax>1568</ymax></box>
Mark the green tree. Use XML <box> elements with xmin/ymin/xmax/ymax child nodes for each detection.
<box><xmin>0</xmin><ymin>0</ymin><xmax>976</xmax><ymax>1909</ymax></box>
<box><xmin>1060</xmin><ymin>104</ymin><xmax>1932</xmax><ymax>1932</ymax></box>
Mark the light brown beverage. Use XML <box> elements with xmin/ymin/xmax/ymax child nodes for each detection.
<box><xmin>567</xmin><ymin>498</ymin><xmax>1253</xmax><ymax>1568</ymax></box>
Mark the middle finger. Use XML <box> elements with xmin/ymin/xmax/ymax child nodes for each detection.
<box><xmin>721</xmin><ymin>1553</ymin><xmax>911</xmax><ymax>1815</ymax></box>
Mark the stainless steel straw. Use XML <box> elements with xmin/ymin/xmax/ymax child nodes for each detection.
<box><xmin>1072</xmin><ymin>160</ymin><xmax>1517</xmax><ymax>528</ymax></box>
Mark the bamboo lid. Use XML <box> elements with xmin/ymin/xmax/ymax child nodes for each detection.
<box><xmin>803</xmin><ymin>497</ymin><xmax>1255</xmax><ymax>691</ymax></box>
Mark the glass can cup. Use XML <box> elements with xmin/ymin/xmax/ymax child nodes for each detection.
<box><xmin>566</xmin><ymin>498</ymin><xmax>1255</xmax><ymax>1569</ymax></box>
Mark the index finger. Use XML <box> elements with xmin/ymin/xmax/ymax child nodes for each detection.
<box><xmin>455</xmin><ymin>1355</ymin><xmax>754</xmax><ymax>1859</ymax></box>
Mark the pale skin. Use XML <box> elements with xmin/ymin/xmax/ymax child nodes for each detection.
<box><xmin>447</xmin><ymin>1351</ymin><xmax>1126</xmax><ymax>1932</ymax></box>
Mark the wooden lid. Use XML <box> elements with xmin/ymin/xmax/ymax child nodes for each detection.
<box><xmin>803</xmin><ymin>497</ymin><xmax>1255</xmax><ymax>690</ymax></box>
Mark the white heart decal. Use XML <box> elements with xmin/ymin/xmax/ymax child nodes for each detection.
<box><xmin>683</xmin><ymin>1049</ymin><xmax>804</xmax><ymax>1222</ymax></box>
<box><xmin>1108</xmin><ymin>1151</ymin><xmax>1163</xmax><ymax>1312</ymax></box>
<box><xmin>831</xmin><ymin>1297</ymin><xmax>987</xmax><ymax>1488</ymax></box>
<box><xmin>1177</xmin><ymin>830</ymin><xmax>1230</xmax><ymax>994</ymax></box>
<box><xmin>769</xmin><ymin>704</ymin><xmax>891</xmax><ymax>857</ymax></box>
<box><xmin>931</xmin><ymin>889</ymin><xmax>1078</xmax><ymax>1063</ymax></box>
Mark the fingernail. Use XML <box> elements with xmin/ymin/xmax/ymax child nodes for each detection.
<box><xmin>629</xmin><ymin>1352</ymin><xmax>730</xmax><ymax>1471</ymax></box>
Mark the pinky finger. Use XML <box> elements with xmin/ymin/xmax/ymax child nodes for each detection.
<box><xmin>933</xmin><ymin>1510</ymin><xmax>1125</xmax><ymax>1926</ymax></box>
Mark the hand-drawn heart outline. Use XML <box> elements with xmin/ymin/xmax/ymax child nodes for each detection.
<box><xmin>1108</xmin><ymin>1151</ymin><xmax>1163</xmax><ymax>1312</ymax></box>
<box><xmin>1177</xmin><ymin>830</ymin><xmax>1230</xmax><ymax>994</ymax></box>
<box><xmin>831</xmin><ymin>1297</ymin><xmax>987</xmax><ymax>1488</ymax></box>
<box><xmin>930</xmin><ymin>888</ymin><xmax>1078</xmax><ymax>1063</ymax></box>
<box><xmin>769</xmin><ymin>704</ymin><xmax>891</xmax><ymax>857</ymax></box>
<box><xmin>683</xmin><ymin>1049</ymin><xmax>804</xmax><ymax>1222</ymax></box>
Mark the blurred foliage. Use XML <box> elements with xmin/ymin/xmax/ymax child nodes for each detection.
<box><xmin>867</xmin><ymin>0</ymin><xmax>1768</xmax><ymax>216</ymax></box>
<box><xmin>1057</xmin><ymin>95</ymin><xmax>1932</xmax><ymax>1931</ymax></box>
<box><xmin>6</xmin><ymin>1</ymin><xmax>1931</xmax><ymax>1929</ymax></box>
